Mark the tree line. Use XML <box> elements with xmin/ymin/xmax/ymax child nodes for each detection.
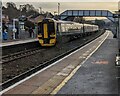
<box><xmin>2</xmin><ymin>2</ymin><xmax>39</xmax><ymax>21</ymax></box>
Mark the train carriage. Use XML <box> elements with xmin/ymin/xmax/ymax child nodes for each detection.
<box><xmin>37</xmin><ymin>18</ymin><xmax>99</xmax><ymax>46</ymax></box>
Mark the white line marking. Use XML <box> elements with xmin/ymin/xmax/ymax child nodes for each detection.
<box><xmin>89</xmin><ymin>49</ymin><xmax>92</xmax><ymax>51</ymax></box>
<box><xmin>79</xmin><ymin>56</ymin><xmax>86</xmax><ymax>59</ymax></box>
<box><xmin>83</xmin><ymin>53</ymin><xmax>88</xmax><ymax>56</ymax></box>
<box><xmin>2</xmin><ymin>39</ymin><xmax>39</xmax><ymax>47</ymax></box>
<box><xmin>86</xmin><ymin>51</ymin><xmax>89</xmax><ymax>53</ymax></box>
<box><xmin>0</xmin><ymin>32</ymin><xmax>109</xmax><ymax>94</ymax></box>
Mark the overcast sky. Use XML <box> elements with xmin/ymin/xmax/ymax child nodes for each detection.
<box><xmin>2</xmin><ymin>0</ymin><xmax>120</xmax><ymax>2</ymax></box>
<box><xmin>2</xmin><ymin>1</ymin><xmax>119</xmax><ymax>14</ymax></box>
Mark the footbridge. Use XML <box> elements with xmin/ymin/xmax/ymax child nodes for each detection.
<box><xmin>59</xmin><ymin>10</ymin><xmax>117</xmax><ymax>22</ymax></box>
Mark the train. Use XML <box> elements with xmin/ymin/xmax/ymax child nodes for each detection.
<box><xmin>37</xmin><ymin>18</ymin><xmax>99</xmax><ymax>46</ymax></box>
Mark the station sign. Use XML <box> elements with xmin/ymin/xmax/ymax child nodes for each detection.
<box><xmin>19</xmin><ymin>22</ymin><xmax>25</xmax><ymax>30</ymax></box>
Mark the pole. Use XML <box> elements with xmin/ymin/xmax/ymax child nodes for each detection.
<box><xmin>118</xmin><ymin>0</ymin><xmax>120</xmax><ymax>54</ymax></box>
<box><xmin>39</xmin><ymin>7</ymin><xmax>42</xmax><ymax>14</ymax></box>
<box><xmin>58</xmin><ymin>3</ymin><xmax>60</xmax><ymax>19</ymax></box>
<box><xmin>19</xmin><ymin>5</ymin><xmax>22</xmax><ymax>39</ymax></box>
<box><xmin>58</xmin><ymin>3</ymin><xmax>60</xmax><ymax>15</ymax></box>
<box><xmin>82</xmin><ymin>17</ymin><xmax>85</xmax><ymax>34</ymax></box>
<box><xmin>118</xmin><ymin>2</ymin><xmax>120</xmax><ymax>55</ymax></box>
<box><xmin>115</xmin><ymin>18</ymin><xmax>118</xmax><ymax>38</ymax></box>
<box><xmin>13</xmin><ymin>20</ymin><xmax>15</xmax><ymax>39</ymax></box>
<box><xmin>13</xmin><ymin>19</ymin><xmax>18</xmax><ymax>40</ymax></box>
<box><xmin>0</xmin><ymin>2</ymin><xmax>2</xmax><ymax>40</ymax></box>
<box><xmin>0</xmin><ymin>0</ymin><xmax>2</xmax><ymax>87</ymax></box>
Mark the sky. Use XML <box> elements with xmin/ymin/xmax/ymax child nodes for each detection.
<box><xmin>2</xmin><ymin>0</ymin><xmax>120</xmax><ymax>2</ymax></box>
<box><xmin>2</xmin><ymin>2</ymin><xmax>118</xmax><ymax>14</ymax></box>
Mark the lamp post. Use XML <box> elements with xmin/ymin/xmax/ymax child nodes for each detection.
<box><xmin>0</xmin><ymin>2</ymin><xmax>2</xmax><ymax>41</ymax></box>
<box><xmin>0</xmin><ymin>5</ymin><xmax>1</xmax><ymax>89</ymax></box>
<box><xmin>82</xmin><ymin>17</ymin><xmax>85</xmax><ymax>34</ymax></box>
<box><xmin>58</xmin><ymin>3</ymin><xmax>60</xmax><ymax>19</ymax></box>
<box><xmin>12</xmin><ymin>19</ymin><xmax>18</xmax><ymax>40</ymax></box>
<box><xmin>20</xmin><ymin>5</ymin><xmax>26</xmax><ymax>16</ymax></box>
<box><xmin>118</xmin><ymin>1</ymin><xmax>120</xmax><ymax>54</ymax></box>
<box><xmin>19</xmin><ymin>5</ymin><xmax>26</xmax><ymax>39</ymax></box>
<box><xmin>39</xmin><ymin>7</ymin><xmax>42</xmax><ymax>14</ymax></box>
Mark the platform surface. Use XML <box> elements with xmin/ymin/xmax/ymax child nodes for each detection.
<box><xmin>57</xmin><ymin>31</ymin><xmax>118</xmax><ymax>94</ymax></box>
<box><xmin>1</xmin><ymin>38</ymin><xmax>38</xmax><ymax>47</ymax></box>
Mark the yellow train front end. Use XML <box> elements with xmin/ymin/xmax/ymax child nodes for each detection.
<box><xmin>37</xmin><ymin>19</ymin><xmax>57</xmax><ymax>46</ymax></box>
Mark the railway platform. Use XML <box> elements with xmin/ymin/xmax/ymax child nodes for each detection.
<box><xmin>57</xmin><ymin>31</ymin><xmax>118</xmax><ymax>94</ymax></box>
<box><xmin>1</xmin><ymin>38</ymin><xmax>38</xmax><ymax>47</ymax></box>
<box><xmin>1</xmin><ymin>30</ymin><xmax>118</xmax><ymax>95</ymax></box>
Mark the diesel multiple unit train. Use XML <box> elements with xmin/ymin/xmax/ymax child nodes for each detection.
<box><xmin>37</xmin><ymin>18</ymin><xmax>99</xmax><ymax>46</ymax></box>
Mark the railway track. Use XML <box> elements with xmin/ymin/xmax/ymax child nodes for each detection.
<box><xmin>2</xmin><ymin>48</ymin><xmax>45</xmax><ymax>64</ymax></box>
<box><xmin>1</xmin><ymin>30</ymin><xmax>104</xmax><ymax>90</ymax></box>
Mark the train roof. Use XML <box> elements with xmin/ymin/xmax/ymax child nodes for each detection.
<box><xmin>38</xmin><ymin>18</ymin><xmax>98</xmax><ymax>27</ymax></box>
<box><xmin>56</xmin><ymin>20</ymin><xmax>74</xmax><ymax>24</ymax></box>
<box><xmin>41</xmin><ymin>18</ymin><xmax>74</xmax><ymax>24</ymax></box>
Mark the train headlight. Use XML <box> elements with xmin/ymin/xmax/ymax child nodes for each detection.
<box><xmin>50</xmin><ymin>39</ymin><xmax>56</xmax><ymax>44</ymax></box>
<box><xmin>50</xmin><ymin>35</ymin><xmax>55</xmax><ymax>37</ymax></box>
<box><xmin>39</xmin><ymin>40</ymin><xmax>43</xmax><ymax>44</ymax></box>
<box><xmin>38</xmin><ymin>34</ymin><xmax>42</xmax><ymax>37</ymax></box>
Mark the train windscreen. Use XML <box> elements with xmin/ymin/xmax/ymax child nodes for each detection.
<box><xmin>38</xmin><ymin>22</ymin><xmax>43</xmax><ymax>34</ymax></box>
<box><xmin>48</xmin><ymin>22</ymin><xmax>55</xmax><ymax>35</ymax></box>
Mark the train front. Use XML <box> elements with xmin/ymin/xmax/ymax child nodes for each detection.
<box><xmin>37</xmin><ymin>19</ymin><xmax>57</xmax><ymax>46</ymax></box>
